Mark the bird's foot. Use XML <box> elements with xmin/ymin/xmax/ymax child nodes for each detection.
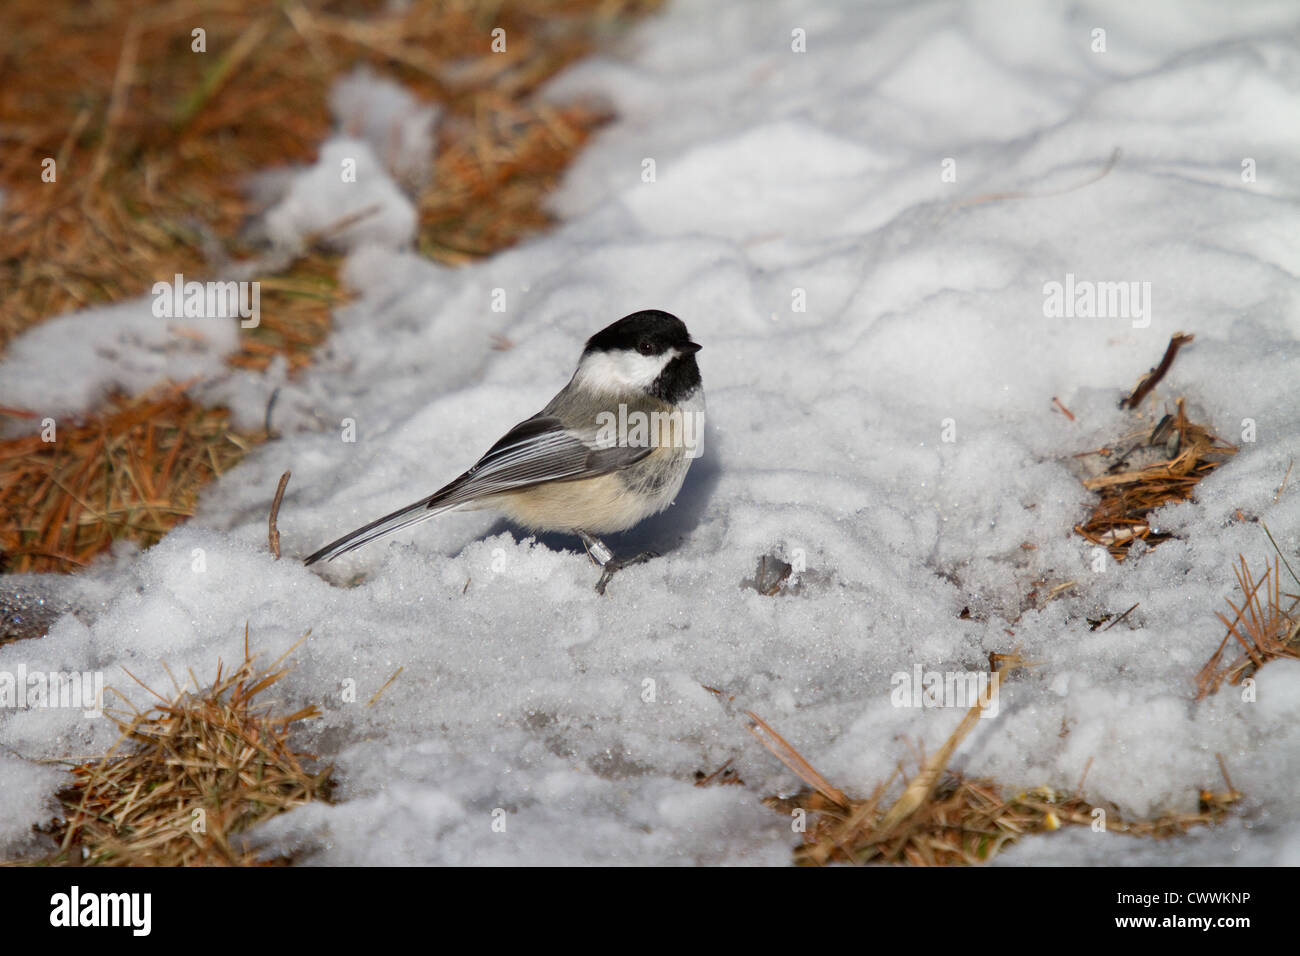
<box><xmin>576</xmin><ymin>530</ymin><xmax>658</xmax><ymax>594</ymax></box>
<box><xmin>594</xmin><ymin>550</ymin><xmax>659</xmax><ymax>595</ymax></box>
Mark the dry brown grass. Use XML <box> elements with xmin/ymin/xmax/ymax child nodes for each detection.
<box><xmin>1075</xmin><ymin>398</ymin><xmax>1236</xmax><ymax>560</ymax></box>
<box><xmin>1196</xmin><ymin>550</ymin><xmax>1300</xmax><ymax>699</ymax></box>
<box><xmin>228</xmin><ymin>256</ymin><xmax>350</xmax><ymax>375</ymax></box>
<box><xmin>0</xmin><ymin>0</ymin><xmax>660</xmax><ymax>572</ymax></box>
<box><xmin>0</xmin><ymin>0</ymin><xmax>656</xmax><ymax>347</ymax></box>
<box><xmin>26</xmin><ymin>627</ymin><xmax>330</xmax><ymax>867</ymax></box>
<box><xmin>1069</xmin><ymin>337</ymin><xmax>1300</xmax><ymax>697</ymax></box>
<box><xmin>0</xmin><ymin>383</ymin><xmax>253</xmax><ymax>573</ymax></box>
<box><xmin>753</xmin><ymin>655</ymin><xmax>1241</xmax><ymax>866</ymax></box>
<box><xmin>771</xmin><ymin>770</ymin><xmax>1241</xmax><ymax>866</ymax></box>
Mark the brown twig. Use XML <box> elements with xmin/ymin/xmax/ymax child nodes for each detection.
<box><xmin>264</xmin><ymin>387</ymin><xmax>282</xmax><ymax>439</ymax></box>
<box><xmin>366</xmin><ymin>666</ymin><xmax>404</xmax><ymax>707</ymax></box>
<box><xmin>694</xmin><ymin>758</ymin><xmax>742</xmax><ymax>788</ymax></box>
<box><xmin>1120</xmin><ymin>332</ymin><xmax>1194</xmax><ymax>409</ymax></box>
<box><xmin>1275</xmin><ymin>459</ymin><xmax>1293</xmax><ymax>503</ymax></box>
<box><xmin>1074</xmin><ymin>756</ymin><xmax>1094</xmax><ymax>794</ymax></box>
<box><xmin>268</xmin><ymin>470</ymin><xmax>290</xmax><ymax>559</ymax></box>
<box><xmin>1215</xmin><ymin>754</ymin><xmax>1238</xmax><ymax>797</ymax></box>
<box><xmin>1103</xmin><ymin>602</ymin><xmax>1140</xmax><ymax>631</ymax></box>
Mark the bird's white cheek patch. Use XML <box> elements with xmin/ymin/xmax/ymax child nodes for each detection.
<box><xmin>573</xmin><ymin>350</ymin><xmax>670</xmax><ymax>392</ymax></box>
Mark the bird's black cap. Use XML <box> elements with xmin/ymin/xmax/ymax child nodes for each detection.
<box><xmin>583</xmin><ymin>310</ymin><xmax>700</xmax><ymax>357</ymax></box>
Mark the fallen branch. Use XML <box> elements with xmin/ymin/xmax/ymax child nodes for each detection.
<box><xmin>1120</xmin><ymin>332</ymin><xmax>1193</xmax><ymax>409</ymax></box>
<box><xmin>268</xmin><ymin>470</ymin><xmax>291</xmax><ymax>559</ymax></box>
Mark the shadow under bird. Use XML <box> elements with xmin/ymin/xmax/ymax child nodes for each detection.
<box><xmin>305</xmin><ymin>310</ymin><xmax>705</xmax><ymax>593</ymax></box>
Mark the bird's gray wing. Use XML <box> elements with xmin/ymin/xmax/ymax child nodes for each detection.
<box><xmin>305</xmin><ymin>415</ymin><xmax>649</xmax><ymax>564</ymax></box>
<box><xmin>437</xmin><ymin>414</ymin><xmax>649</xmax><ymax>504</ymax></box>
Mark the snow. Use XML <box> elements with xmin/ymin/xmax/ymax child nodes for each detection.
<box><xmin>254</xmin><ymin>67</ymin><xmax>433</xmax><ymax>253</ymax></box>
<box><xmin>0</xmin><ymin>297</ymin><xmax>240</xmax><ymax>427</ymax></box>
<box><xmin>2</xmin><ymin>0</ymin><xmax>1300</xmax><ymax>865</ymax></box>
<box><xmin>328</xmin><ymin>65</ymin><xmax>440</xmax><ymax>194</ymax></box>
<box><xmin>258</xmin><ymin>137</ymin><xmax>418</xmax><ymax>253</ymax></box>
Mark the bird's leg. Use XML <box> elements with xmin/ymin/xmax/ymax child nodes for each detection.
<box><xmin>576</xmin><ymin>530</ymin><xmax>658</xmax><ymax>595</ymax></box>
<box><xmin>576</xmin><ymin>530</ymin><xmax>614</xmax><ymax>567</ymax></box>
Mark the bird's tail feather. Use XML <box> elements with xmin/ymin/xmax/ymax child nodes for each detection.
<box><xmin>304</xmin><ymin>495</ymin><xmax>461</xmax><ymax>565</ymax></box>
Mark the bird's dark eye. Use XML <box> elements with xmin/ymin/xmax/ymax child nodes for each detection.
<box><xmin>637</xmin><ymin>339</ymin><xmax>655</xmax><ymax>356</ymax></box>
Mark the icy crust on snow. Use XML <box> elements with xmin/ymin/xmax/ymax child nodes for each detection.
<box><xmin>3</xmin><ymin>0</ymin><xmax>1300</xmax><ymax>864</ymax></box>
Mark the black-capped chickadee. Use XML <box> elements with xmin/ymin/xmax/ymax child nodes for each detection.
<box><xmin>305</xmin><ymin>310</ymin><xmax>704</xmax><ymax>592</ymax></box>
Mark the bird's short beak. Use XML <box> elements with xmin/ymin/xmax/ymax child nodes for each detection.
<box><xmin>681</xmin><ymin>341</ymin><xmax>702</xmax><ymax>354</ymax></box>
